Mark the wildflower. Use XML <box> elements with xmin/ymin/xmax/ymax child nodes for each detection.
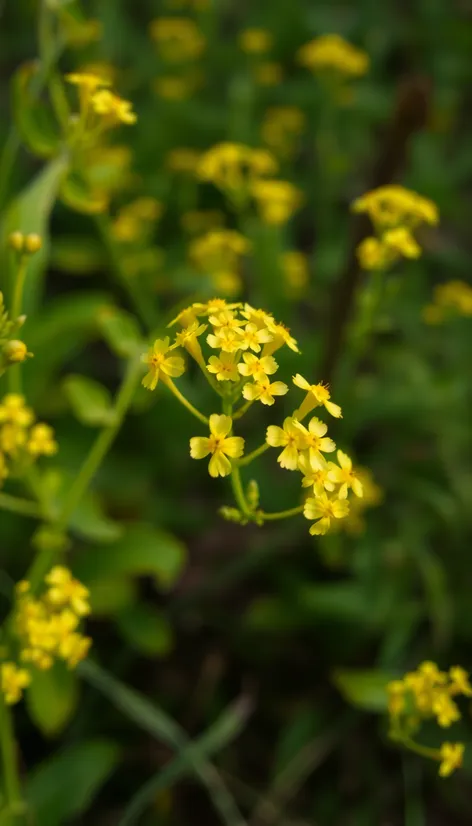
<box><xmin>439</xmin><ymin>743</ymin><xmax>464</xmax><ymax>777</ymax></box>
<box><xmin>328</xmin><ymin>450</ymin><xmax>363</xmax><ymax>498</ymax></box>
<box><xmin>292</xmin><ymin>374</ymin><xmax>342</xmax><ymax>419</ymax></box>
<box><xmin>207</xmin><ymin>353</ymin><xmax>240</xmax><ymax>382</ymax></box>
<box><xmin>45</xmin><ymin>566</ymin><xmax>91</xmax><ymax>616</ymax></box>
<box><xmin>2</xmin><ymin>340</ymin><xmax>32</xmax><ymax>364</ymax></box>
<box><xmin>387</xmin><ymin>680</ymin><xmax>406</xmax><ymax>718</ymax></box>
<box><xmin>237</xmin><ymin>353</ymin><xmax>278</xmax><ymax>380</ymax></box>
<box><xmin>26</xmin><ymin>424</ymin><xmax>58</xmax><ymax>457</ymax></box>
<box><xmin>1</xmin><ymin>662</ymin><xmax>31</xmax><ymax>705</ymax></box>
<box><xmin>150</xmin><ymin>17</ymin><xmax>206</xmax><ymax>62</ymax></box>
<box><xmin>242</xmin><ymin>377</ymin><xmax>288</xmax><ymax>406</ymax></box>
<box><xmin>295</xmin><ymin>417</ymin><xmax>336</xmax><ymax>465</ymax></box>
<box><xmin>251</xmin><ymin>180</ymin><xmax>303</xmax><ymax>225</ymax></box>
<box><xmin>298</xmin><ymin>453</ymin><xmax>335</xmax><ymax>494</ymax></box>
<box><xmin>266</xmin><ymin>417</ymin><xmax>305</xmax><ymax>470</ymax></box>
<box><xmin>190</xmin><ymin>230</ymin><xmax>250</xmax><ymax>281</ymax></box>
<box><xmin>198</xmin><ymin>143</ymin><xmax>278</xmax><ymax>195</ymax></box>
<box><xmin>58</xmin><ymin>631</ymin><xmax>92</xmax><ymax>669</ymax></box>
<box><xmin>66</xmin><ymin>72</ymin><xmax>110</xmax><ymax>97</ymax></box>
<box><xmin>0</xmin><ymin>423</ymin><xmax>27</xmax><ymax>456</ymax></box>
<box><xmin>449</xmin><ymin>666</ymin><xmax>472</xmax><ymax>697</ymax></box>
<box><xmin>241</xmin><ymin>304</ymin><xmax>275</xmax><ymax>330</ymax></box>
<box><xmin>112</xmin><ymin>198</ymin><xmax>163</xmax><ymax>242</ymax></box>
<box><xmin>304</xmin><ymin>493</ymin><xmax>349</xmax><ymax>535</ymax></box>
<box><xmin>239</xmin><ymin>28</ymin><xmax>273</xmax><ymax>54</ymax></box>
<box><xmin>433</xmin><ymin>691</ymin><xmax>461</xmax><ymax>728</ymax></box>
<box><xmin>190</xmin><ymin>414</ymin><xmax>244</xmax><ymax>477</ymax></box>
<box><xmin>91</xmin><ymin>89</ymin><xmax>137</xmax><ymax>125</ymax></box>
<box><xmin>383</xmin><ymin>226</ymin><xmax>421</xmax><ymax>259</ymax></box>
<box><xmin>297</xmin><ymin>34</ymin><xmax>369</xmax><ymax>77</ymax></box>
<box><xmin>174</xmin><ymin>321</ymin><xmax>207</xmax><ymax>365</ymax></box>
<box><xmin>263</xmin><ymin>322</ymin><xmax>299</xmax><ymax>355</ymax></box>
<box><xmin>239</xmin><ymin>323</ymin><xmax>272</xmax><ymax>353</ymax></box>
<box><xmin>0</xmin><ymin>394</ymin><xmax>34</xmax><ymax>427</ymax></box>
<box><xmin>356</xmin><ymin>237</ymin><xmax>392</xmax><ymax>270</ymax></box>
<box><xmin>141</xmin><ymin>338</ymin><xmax>186</xmax><ymax>390</ymax></box>
<box><xmin>352</xmin><ymin>185</ymin><xmax>439</xmax><ymax>229</ymax></box>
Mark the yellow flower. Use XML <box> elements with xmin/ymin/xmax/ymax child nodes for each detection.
<box><xmin>45</xmin><ymin>566</ymin><xmax>91</xmax><ymax>616</ymax></box>
<box><xmin>207</xmin><ymin>353</ymin><xmax>240</xmax><ymax>382</ymax></box>
<box><xmin>327</xmin><ymin>450</ymin><xmax>363</xmax><ymax>498</ymax></box>
<box><xmin>298</xmin><ymin>453</ymin><xmax>335</xmax><ymax>494</ymax></box>
<box><xmin>241</xmin><ymin>304</ymin><xmax>275</xmax><ymax>330</ymax></box>
<box><xmin>58</xmin><ymin>631</ymin><xmax>92</xmax><ymax>669</ymax></box>
<box><xmin>150</xmin><ymin>17</ymin><xmax>206</xmax><ymax>62</ymax></box>
<box><xmin>141</xmin><ymin>338</ymin><xmax>186</xmax><ymax>390</ymax></box>
<box><xmin>238</xmin><ymin>323</ymin><xmax>272</xmax><ymax>353</ymax></box>
<box><xmin>190</xmin><ymin>230</ymin><xmax>250</xmax><ymax>275</ymax></box>
<box><xmin>297</xmin><ymin>34</ymin><xmax>369</xmax><ymax>77</ymax></box>
<box><xmin>198</xmin><ymin>143</ymin><xmax>278</xmax><ymax>195</ymax></box>
<box><xmin>0</xmin><ymin>423</ymin><xmax>27</xmax><ymax>456</ymax></box>
<box><xmin>432</xmin><ymin>691</ymin><xmax>461</xmax><ymax>728</ymax></box>
<box><xmin>237</xmin><ymin>353</ymin><xmax>278</xmax><ymax>380</ymax></box>
<box><xmin>352</xmin><ymin>185</ymin><xmax>439</xmax><ymax>229</ymax></box>
<box><xmin>0</xmin><ymin>394</ymin><xmax>34</xmax><ymax>427</ymax></box>
<box><xmin>2</xmin><ymin>340</ymin><xmax>32</xmax><ymax>364</ymax></box>
<box><xmin>112</xmin><ymin>198</ymin><xmax>163</xmax><ymax>242</ymax></box>
<box><xmin>383</xmin><ymin>226</ymin><xmax>421</xmax><ymax>259</ymax></box>
<box><xmin>304</xmin><ymin>493</ymin><xmax>349</xmax><ymax>535</ymax></box>
<box><xmin>174</xmin><ymin>321</ymin><xmax>207</xmax><ymax>366</ymax></box>
<box><xmin>1</xmin><ymin>662</ymin><xmax>31</xmax><ymax>705</ymax></box>
<box><xmin>387</xmin><ymin>679</ymin><xmax>406</xmax><ymax>717</ymax></box>
<box><xmin>91</xmin><ymin>89</ymin><xmax>137</xmax><ymax>125</ymax></box>
<box><xmin>266</xmin><ymin>417</ymin><xmax>305</xmax><ymax>470</ymax></box>
<box><xmin>356</xmin><ymin>237</ymin><xmax>391</xmax><ymax>270</ymax></box>
<box><xmin>242</xmin><ymin>377</ymin><xmax>288</xmax><ymax>406</ymax></box>
<box><xmin>263</xmin><ymin>321</ymin><xmax>299</xmax><ymax>355</ymax></box>
<box><xmin>239</xmin><ymin>28</ymin><xmax>273</xmax><ymax>54</ymax></box>
<box><xmin>439</xmin><ymin>743</ymin><xmax>464</xmax><ymax>777</ymax></box>
<box><xmin>449</xmin><ymin>666</ymin><xmax>472</xmax><ymax>697</ymax></box>
<box><xmin>27</xmin><ymin>424</ymin><xmax>58</xmax><ymax>457</ymax></box>
<box><xmin>294</xmin><ymin>417</ymin><xmax>336</xmax><ymax>466</ymax></box>
<box><xmin>251</xmin><ymin>180</ymin><xmax>303</xmax><ymax>225</ymax></box>
<box><xmin>292</xmin><ymin>374</ymin><xmax>342</xmax><ymax>419</ymax></box>
<box><xmin>190</xmin><ymin>414</ymin><xmax>244</xmax><ymax>477</ymax></box>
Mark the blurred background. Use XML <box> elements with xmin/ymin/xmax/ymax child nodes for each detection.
<box><xmin>1</xmin><ymin>0</ymin><xmax>472</xmax><ymax>824</ymax></box>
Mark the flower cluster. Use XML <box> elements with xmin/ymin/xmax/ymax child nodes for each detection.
<box><xmin>387</xmin><ymin>661</ymin><xmax>470</xmax><ymax>777</ymax></box>
<box><xmin>0</xmin><ymin>394</ymin><xmax>58</xmax><ymax>487</ymax></box>
<box><xmin>141</xmin><ymin>299</ymin><xmax>365</xmax><ymax>535</ymax></box>
<box><xmin>297</xmin><ymin>34</ymin><xmax>369</xmax><ymax>77</ymax></box>
<box><xmin>189</xmin><ymin>230</ymin><xmax>251</xmax><ymax>295</ymax></box>
<box><xmin>66</xmin><ymin>73</ymin><xmax>137</xmax><ymax>128</ymax></box>
<box><xmin>1</xmin><ymin>568</ymin><xmax>92</xmax><ymax>705</ymax></box>
<box><xmin>150</xmin><ymin>17</ymin><xmax>206</xmax><ymax>100</ymax></box>
<box><xmin>423</xmin><ymin>279</ymin><xmax>472</xmax><ymax>324</ymax></box>
<box><xmin>352</xmin><ymin>185</ymin><xmax>439</xmax><ymax>270</ymax></box>
<box><xmin>197</xmin><ymin>143</ymin><xmax>278</xmax><ymax>202</ymax></box>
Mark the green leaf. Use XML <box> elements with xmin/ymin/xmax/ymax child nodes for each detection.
<box><xmin>3</xmin><ymin>156</ymin><xmax>68</xmax><ymax>314</ymax></box>
<box><xmin>26</xmin><ymin>739</ymin><xmax>120</xmax><ymax>826</ymax></box>
<box><xmin>26</xmin><ymin>663</ymin><xmax>79</xmax><ymax>737</ymax></box>
<box><xmin>332</xmin><ymin>669</ymin><xmax>394</xmax><ymax>713</ymax></box>
<box><xmin>63</xmin><ymin>374</ymin><xmax>115</xmax><ymax>427</ymax></box>
<box><xmin>97</xmin><ymin>306</ymin><xmax>144</xmax><ymax>358</ymax></box>
<box><xmin>117</xmin><ymin>603</ymin><xmax>173</xmax><ymax>657</ymax></box>
<box><xmin>13</xmin><ymin>62</ymin><xmax>61</xmax><ymax>159</ymax></box>
<box><xmin>69</xmin><ymin>490</ymin><xmax>123</xmax><ymax>543</ymax></box>
<box><xmin>75</xmin><ymin>524</ymin><xmax>187</xmax><ymax>591</ymax></box>
<box><xmin>88</xmin><ymin>577</ymin><xmax>137</xmax><ymax>616</ymax></box>
<box><xmin>60</xmin><ymin>171</ymin><xmax>108</xmax><ymax>215</ymax></box>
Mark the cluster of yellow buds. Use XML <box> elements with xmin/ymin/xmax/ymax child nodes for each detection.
<box><xmin>141</xmin><ymin>299</ymin><xmax>364</xmax><ymax>534</ymax></box>
<box><xmin>1</xmin><ymin>568</ymin><xmax>91</xmax><ymax>705</ymax></box>
<box><xmin>352</xmin><ymin>185</ymin><xmax>439</xmax><ymax>270</ymax></box>
<box><xmin>111</xmin><ymin>197</ymin><xmax>163</xmax><ymax>243</ymax></box>
<box><xmin>251</xmin><ymin>179</ymin><xmax>303</xmax><ymax>225</ymax></box>
<box><xmin>423</xmin><ymin>279</ymin><xmax>472</xmax><ymax>324</ymax></box>
<box><xmin>387</xmin><ymin>661</ymin><xmax>470</xmax><ymax>777</ymax></box>
<box><xmin>0</xmin><ymin>394</ymin><xmax>57</xmax><ymax>486</ymax></box>
<box><xmin>297</xmin><ymin>34</ymin><xmax>369</xmax><ymax>77</ymax></box>
<box><xmin>197</xmin><ymin>143</ymin><xmax>278</xmax><ymax>205</ymax></box>
<box><xmin>66</xmin><ymin>73</ymin><xmax>137</xmax><ymax>132</ymax></box>
<box><xmin>189</xmin><ymin>230</ymin><xmax>250</xmax><ymax>295</ymax></box>
<box><xmin>261</xmin><ymin>106</ymin><xmax>306</xmax><ymax>159</ymax></box>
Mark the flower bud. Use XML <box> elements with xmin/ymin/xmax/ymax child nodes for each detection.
<box><xmin>247</xmin><ymin>479</ymin><xmax>260</xmax><ymax>508</ymax></box>
<box><xmin>219</xmin><ymin>505</ymin><xmax>248</xmax><ymax>525</ymax></box>
<box><xmin>8</xmin><ymin>231</ymin><xmax>24</xmax><ymax>252</ymax></box>
<box><xmin>24</xmin><ymin>233</ymin><xmax>42</xmax><ymax>254</ymax></box>
<box><xmin>2</xmin><ymin>340</ymin><xmax>31</xmax><ymax>364</ymax></box>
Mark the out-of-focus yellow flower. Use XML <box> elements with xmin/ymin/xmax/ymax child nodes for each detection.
<box><xmin>167</xmin><ymin>148</ymin><xmax>202</xmax><ymax>174</ymax></box>
<box><xmin>1</xmin><ymin>662</ymin><xmax>31</xmax><ymax>705</ymax></box>
<box><xmin>2</xmin><ymin>340</ymin><xmax>32</xmax><ymax>364</ymax></box>
<box><xmin>91</xmin><ymin>89</ymin><xmax>137</xmax><ymax>125</ymax></box>
<box><xmin>198</xmin><ymin>143</ymin><xmax>278</xmax><ymax>197</ymax></box>
<box><xmin>281</xmin><ymin>251</ymin><xmax>309</xmax><ymax>295</ymax></box>
<box><xmin>292</xmin><ymin>374</ymin><xmax>342</xmax><ymax>419</ymax></box>
<box><xmin>304</xmin><ymin>492</ymin><xmax>349</xmax><ymax>535</ymax></box>
<box><xmin>424</xmin><ymin>280</ymin><xmax>472</xmax><ymax>324</ymax></box>
<box><xmin>0</xmin><ymin>394</ymin><xmax>34</xmax><ymax>427</ymax></box>
<box><xmin>297</xmin><ymin>34</ymin><xmax>369</xmax><ymax>77</ymax></box>
<box><xmin>141</xmin><ymin>338</ymin><xmax>186</xmax><ymax>390</ymax></box>
<box><xmin>352</xmin><ymin>185</ymin><xmax>439</xmax><ymax>229</ymax></box>
<box><xmin>356</xmin><ymin>236</ymin><xmax>391</xmax><ymax>270</ymax></box>
<box><xmin>150</xmin><ymin>17</ymin><xmax>206</xmax><ymax>62</ymax></box>
<box><xmin>266</xmin><ymin>417</ymin><xmax>306</xmax><ymax>470</ymax></box>
<box><xmin>327</xmin><ymin>450</ymin><xmax>363</xmax><ymax>499</ymax></box>
<box><xmin>383</xmin><ymin>226</ymin><xmax>421</xmax><ymax>259</ymax></box>
<box><xmin>439</xmin><ymin>743</ymin><xmax>464</xmax><ymax>777</ymax></box>
<box><xmin>251</xmin><ymin>180</ymin><xmax>303</xmax><ymax>225</ymax></box>
<box><xmin>242</xmin><ymin>376</ymin><xmax>288</xmax><ymax>406</ymax></box>
<box><xmin>45</xmin><ymin>566</ymin><xmax>90</xmax><ymax>616</ymax></box>
<box><xmin>239</xmin><ymin>28</ymin><xmax>273</xmax><ymax>54</ymax></box>
<box><xmin>253</xmin><ymin>62</ymin><xmax>283</xmax><ymax>86</ymax></box>
<box><xmin>27</xmin><ymin>424</ymin><xmax>58</xmax><ymax>457</ymax></box>
<box><xmin>261</xmin><ymin>107</ymin><xmax>305</xmax><ymax>158</ymax></box>
<box><xmin>190</xmin><ymin>414</ymin><xmax>244</xmax><ymax>477</ymax></box>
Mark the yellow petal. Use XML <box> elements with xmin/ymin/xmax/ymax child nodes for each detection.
<box><xmin>223</xmin><ymin>436</ymin><xmax>245</xmax><ymax>458</ymax></box>
<box><xmin>266</xmin><ymin>425</ymin><xmax>286</xmax><ymax>447</ymax></box>
<box><xmin>209</xmin><ymin>413</ymin><xmax>232</xmax><ymax>438</ymax></box>
<box><xmin>309</xmin><ymin>516</ymin><xmax>331</xmax><ymax>535</ymax></box>
<box><xmin>190</xmin><ymin>437</ymin><xmax>211</xmax><ymax>459</ymax></box>
<box><xmin>209</xmin><ymin>451</ymin><xmax>232</xmax><ymax>477</ymax></box>
<box><xmin>292</xmin><ymin>373</ymin><xmax>310</xmax><ymax>391</ymax></box>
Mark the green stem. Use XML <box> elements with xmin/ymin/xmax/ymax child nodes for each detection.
<box><xmin>401</xmin><ymin>737</ymin><xmax>440</xmax><ymax>762</ymax></box>
<box><xmin>237</xmin><ymin>442</ymin><xmax>269</xmax><ymax>466</ymax></box>
<box><xmin>0</xmin><ymin>695</ymin><xmax>26</xmax><ymax>820</ymax></box>
<box><xmin>164</xmin><ymin>378</ymin><xmax>208</xmax><ymax>425</ymax></box>
<box><xmin>259</xmin><ymin>504</ymin><xmax>304</xmax><ymax>521</ymax></box>
<box><xmin>10</xmin><ymin>256</ymin><xmax>28</xmax><ymax>324</ymax></box>
<box><xmin>229</xmin><ymin>465</ymin><xmax>251</xmax><ymax>516</ymax></box>
<box><xmin>0</xmin><ymin>493</ymin><xmax>42</xmax><ymax>519</ymax></box>
<box><xmin>232</xmin><ymin>399</ymin><xmax>253</xmax><ymax>420</ymax></box>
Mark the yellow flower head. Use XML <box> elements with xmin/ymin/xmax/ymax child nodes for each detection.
<box><xmin>251</xmin><ymin>180</ymin><xmax>303</xmax><ymax>225</ymax></box>
<box><xmin>45</xmin><ymin>566</ymin><xmax>91</xmax><ymax>616</ymax></box>
<box><xmin>292</xmin><ymin>374</ymin><xmax>342</xmax><ymax>419</ymax></box>
<box><xmin>206</xmin><ymin>352</ymin><xmax>240</xmax><ymax>382</ymax></box>
<box><xmin>439</xmin><ymin>743</ymin><xmax>464</xmax><ymax>777</ymax></box>
<box><xmin>294</xmin><ymin>416</ymin><xmax>336</xmax><ymax>466</ymax></box>
<box><xmin>91</xmin><ymin>89</ymin><xmax>137</xmax><ymax>125</ymax></box>
<box><xmin>298</xmin><ymin>453</ymin><xmax>335</xmax><ymax>495</ymax></box>
<box><xmin>352</xmin><ymin>185</ymin><xmax>439</xmax><ymax>230</ymax></box>
<box><xmin>242</xmin><ymin>376</ymin><xmax>288</xmax><ymax>406</ymax></box>
<box><xmin>0</xmin><ymin>394</ymin><xmax>34</xmax><ymax>427</ymax></box>
<box><xmin>327</xmin><ymin>450</ymin><xmax>363</xmax><ymax>499</ymax></box>
<box><xmin>304</xmin><ymin>493</ymin><xmax>349</xmax><ymax>535</ymax></box>
<box><xmin>266</xmin><ymin>417</ymin><xmax>306</xmax><ymax>470</ymax></box>
<box><xmin>383</xmin><ymin>226</ymin><xmax>421</xmax><ymax>259</ymax></box>
<box><xmin>190</xmin><ymin>414</ymin><xmax>244</xmax><ymax>477</ymax></box>
<box><xmin>263</xmin><ymin>321</ymin><xmax>299</xmax><ymax>355</ymax></box>
<box><xmin>237</xmin><ymin>352</ymin><xmax>278</xmax><ymax>381</ymax></box>
<box><xmin>190</xmin><ymin>230</ymin><xmax>250</xmax><ymax>276</ymax></box>
<box><xmin>356</xmin><ymin>236</ymin><xmax>392</xmax><ymax>271</ymax></box>
<box><xmin>27</xmin><ymin>424</ymin><xmax>58</xmax><ymax>457</ymax></box>
<box><xmin>141</xmin><ymin>338</ymin><xmax>186</xmax><ymax>391</ymax></box>
<box><xmin>1</xmin><ymin>662</ymin><xmax>31</xmax><ymax>705</ymax></box>
<box><xmin>239</xmin><ymin>28</ymin><xmax>273</xmax><ymax>54</ymax></box>
<box><xmin>198</xmin><ymin>143</ymin><xmax>278</xmax><ymax>195</ymax></box>
<box><xmin>297</xmin><ymin>34</ymin><xmax>369</xmax><ymax>77</ymax></box>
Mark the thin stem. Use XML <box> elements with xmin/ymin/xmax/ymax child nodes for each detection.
<box><xmin>237</xmin><ymin>442</ymin><xmax>269</xmax><ymax>467</ymax></box>
<box><xmin>0</xmin><ymin>695</ymin><xmax>25</xmax><ymax>818</ymax></box>
<box><xmin>232</xmin><ymin>399</ymin><xmax>253</xmax><ymax>420</ymax></box>
<box><xmin>259</xmin><ymin>504</ymin><xmax>304</xmax><ymax>522</ymax></box>
<box><xmin>401</xmin><ymin>737</ymin><xmax>440</xmax><ymax>762</ymax></box>
<box><xmin>229</xmin><ymin>465</ymin><xmax>251</xmax><ymax>517</ymax></box>
<box><xmin>0</xmin><ymin>492</ymin><xmax>42</xmax><ymax>519</ymax></box>
<box><xmin>164</xmin><ymin>378</ymin><xmax>208</xmax><ymax>425</ymax></box>
<box><xmin>10</xmin><ymin>256</ymin><xmax>28</xmax><ymax>323</ymax></box>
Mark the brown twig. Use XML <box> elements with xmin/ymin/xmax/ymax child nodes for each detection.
<box><xmin>319</xmin><ymin>75</ymin><xmax>432</xmax><ymax>386</ymax></box>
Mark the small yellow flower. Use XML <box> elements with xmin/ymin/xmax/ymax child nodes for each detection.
<box><xmin>387</xmin><ymin>679</ymin><xmax>406</xmax><ymax>717</ymax></box>
<box><xmin>356</xmin><ymin>236</ymin><xmax>391</xmax><ymax>270</ymax></box>
<box><xmin>242</xmin><ymin>377</ymin><xmax>288</xmax><ymax>406</ymax></box>
<box><xmin>241</xmin><ymin>303</ymin><xmax>275</xmax><ymax>330</ymax></box>
<box><xmin>1</xmin><ymin>662</ymin><xmax>31</xmax><ymax>705</ymax></box>
<box><xmin>237</xmin><ymin>353</ymin><xmax>278</xmax><ymax>380</ymax></box>
<box><xmin>263</xmin><ymin>322</ymin><xmax>299</xmax><ymax>355</ymax></box>
<box><xmin>174</xmin><ymin>321</ymin><xmax>207</xmax><ymax>366</ymax></box>
<box><xmin>0</xmin><ymin>424</ymin><xmax>27</xmax><ymax>456</ymax></box>
<box><xmin>238</xmin><ymin>323</ymin><xmax>272</xmax><ymax>353</ymax></box>
<box><xmin>261</xmin><ymin>107</ymin><xmax>305</xmax><ymax>158</ymax></box>
<box><xmin>439</xmin><ymin>743</ymin><xmax>464</xmax><ymax>777</ymax></box>
<box><xmin>266</xmin><ymin>417</ymin><xmax>305</xmax><ymax>470</ymax></box>
<box><xmin>141</xmin><ymin>338</ymin><xmax>186</xmax><ymax>390</ymax></box>
<box><xmin>66</xmin><ymin>72</ymin><xmax>110</xmax><ymax>93</ymax></box>
<box><xmin>292</xmin><ymin>374</ymin><xmax>342</xmax><ymax>419</ymax></box>
<box><xmin>432</xmin><ymin>691</ymin><xmax>461</xmax><ymax>728</ymax></box>
<box><xmin>352</xmin><ymin>185</ymin><xmax>439</xmax><ymax>229</ymax></box>
<box><xmin>45</xmin><ymin>566</ymin><xmax>91</xmax><ymax>616</ymax></box>
<box><xmin>0</xmin><ymin>394</ymin><xmax>34</xmax><ymax>427</ymax></box>
<box><xmin>304</xmin><ymin>493</ymin><xmax>349</xmax><ymax>535</ymax></box>
<box><xmin>2</xmin><ymin>340</ymin><xmax>32</xmax><ymax>364</ymax></box>
<box><xmin>150</xmin><ymin>17</ymin><xmax>206</xmax><ymax>62</ymax></box>
<box><xmin>27</xmin><ymin>424</ymin><xmax>58</xmax><ymax>457</ymax></box>
<box><xmin>449</xmin><ymin>666</ymin><xmax>472</xmax><ymax>697</ymax></box>
<box><xmin>207</xmin><ymin>353</ymin><xmax>240</xmax><ymax>382</ymax></box>
<box><xmin>198</xmin><ymin>143</ymin><xmax>278</xmax><ymax>194</ymax></box>
<box><xmin>383</xmin><ymin>226</ymin><xmax>421</xmax><ymax>259</ymax></box>
<box><xmin>190</xmin><ymin>414</ymin><xmax>244</xmax><ymax>477</ymax></box>
<box><xmin>298</xmin><ymin>453</ymin><xmax>335</xmax><ymax>494</ymax></box>
<box><xmin>327</xmin><ymin>450</ymin><xmax>363</xmax><ymax>499</ymax></box>
<box><xmin>59</xmin><ymin>632</ymin><xmax>92</xmax><ymax>669</ymax></box>
<box><xmin>251</xmin><ymin>180</ymin><xmax>303</xmax><ymax>225</ymax></box>
<box><xmin>91</xmin><ymin>89</ymin><xmax>137</xmax><ymax>125</ymax></box>
<box><xmin>239</xmin><ymin>28</ymin><xmax>273</xmax><ymax>54</ymax></box>
<box><xmin>297</xmin><ymin>34</ymin><xmax>369</xmax><ymax>77</ymax></box>
<box><xmin>294</xmin><ymin>417</ymin><xmax>336</xmax><ymax>466</ymax></box>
